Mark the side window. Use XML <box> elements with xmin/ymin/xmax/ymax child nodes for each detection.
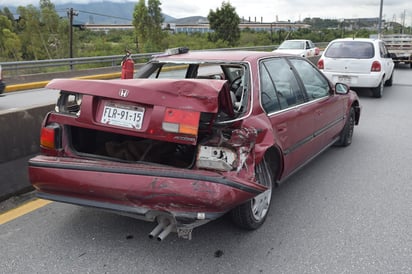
<box><xmin>148</xmin><ymin>64</ymin><xmax>189</xmax><ymax>79</ymax></box>
<box><xmin>260</xmin><ymin>58</ymin><xmax>304</xmax><ymax>113</ymax></box>
<box><xmin>260</xmin><ymin>66</ymin><xmax>283</xmax><ymax>113</ymax></box>
<box><xmin>380</xmin><ymin>42</ymin><xmax>389</xmax><ymax>58</ymax></box>
<box><xmin>290</xmin><ymin>59</ymin><xmax>330</xmax><ymax>100</ymax></box>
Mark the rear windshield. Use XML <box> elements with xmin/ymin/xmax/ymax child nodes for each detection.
<box><xmin>325</xmin><ymin>41</ymin><xmax>374</xmax><ymax>59</ymax></box>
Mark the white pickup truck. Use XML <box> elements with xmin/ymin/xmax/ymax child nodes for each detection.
<box><xmin>382</xmin><ymin>34</ymin><xmax>412</xmax><ymax>68</ymax></box>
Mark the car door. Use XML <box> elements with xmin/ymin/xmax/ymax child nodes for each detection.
<box><xmin>305</xmin><ymin>40</ymin><xmax>314</xmax><ymax>57</ymax></box>
<box><xmin>289</xmin><ymin>58</ymin><xmax>346</xmax><ymax>149</ymax></box>
<box><xmin>259</xmin><ymin>57</ymin><xmax>318</xmax><ymax>177</ymax></box>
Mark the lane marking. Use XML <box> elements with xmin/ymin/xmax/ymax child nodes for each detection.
<box><xmin>0</xmin><ymin>199</ymin><xmax>52</xmax><ymax>225</ymax></box>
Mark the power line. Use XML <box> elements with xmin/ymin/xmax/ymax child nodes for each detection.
<box><xmin>56</xmin><ymin>8</ymin><xmax>132</xmax><ymax>22</ymax></box>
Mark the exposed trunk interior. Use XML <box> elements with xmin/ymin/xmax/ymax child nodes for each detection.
<box><xmin>69</xmin><ymin>125</ymin><xmax>198</xmax><ymax>168</ymax></box>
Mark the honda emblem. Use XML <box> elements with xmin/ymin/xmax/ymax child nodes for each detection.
<box><xmin>119</xmin><ymin>89</ymin><xmax>129</xmax><ymax>98</ymax></box>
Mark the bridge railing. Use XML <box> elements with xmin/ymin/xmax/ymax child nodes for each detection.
<box><xmin>1</xmin><ymin>44</ymin><xmax>328</xmax><ymax>77</ymax></box>
<box><xmin>0</xmin><ymin>46</ymin><xmax>280</xmax><ymax>77</ymax></box>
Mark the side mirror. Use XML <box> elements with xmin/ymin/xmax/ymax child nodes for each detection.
<box><xmin>335</xmin><ymin>83</ymin><xmax>349</xmax><ymax>94</ymax></box>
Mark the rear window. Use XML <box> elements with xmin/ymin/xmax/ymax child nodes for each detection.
<box><xmin>325</xmin><ymin>41</ymin><xmax>375</xmax><ymax>59</ymax></box>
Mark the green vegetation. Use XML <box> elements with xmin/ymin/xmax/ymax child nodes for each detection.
<box><xmin>207</xmin><ymin>1</ymin><xmax>240</xmax><ymax>47</ymax></box>
<box><xmin>1</xmin><ymin>1</ymin><xmax>410</xmax><ymax>62</ymax></box>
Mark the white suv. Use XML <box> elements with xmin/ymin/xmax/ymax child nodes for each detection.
<box><xmin>317</xmin><ymin>38</ymin><xmax>394</xmax><ymax>98</ymax></box>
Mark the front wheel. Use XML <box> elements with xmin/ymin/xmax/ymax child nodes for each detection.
<box><xmin>231</xmin><ymin>157</ymin><xmax>274</xmax><ymax>230</ymax></box>
<box><xmin>335</xmin><ymin>107</ymin><xmax>355</xmax><ymax>147</ymax></box>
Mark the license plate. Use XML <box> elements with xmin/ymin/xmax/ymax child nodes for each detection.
<box><xmin>338</xmin><ymin>76</ymin><xmax>351</xmax><ymax>83</ymax></box>
<box><xmin>101</xmin><ymin>103</ymin><xmax>145</xmax><ymax>129</ymax></box>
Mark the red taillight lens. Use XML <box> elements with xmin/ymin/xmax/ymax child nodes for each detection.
<box><xmin>40</xmin><ymin>124</ymin><xmax>61</xmax><ymax>150</ymax></box>
<box><xmin>371</xmin><ymin>61</ymin><xmax>381</xmax><ymax>72</ymax></box>
<box><xmin>317</xmin><ymin>59</ymin><xmax>324</xmax><ymax>70</ymax></box>
<box><xmin>162</xmin><ymin>108</ymin><xmax>200</xmax><ymax>136</ymax></box>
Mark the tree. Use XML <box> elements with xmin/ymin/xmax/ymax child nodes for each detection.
<box><xmin>132</xmin><ymin>0</ymin><xmax>164</xmax><ymax>52</ymax></box>
<box><xmin>16</xmin><ymin>3</ymin><xmax>62</xmax><ymax>60</ymax></box>
<box><xmin>207</xmin><ymin>2</ymin><xmax>240</xmax><ymax>47</ymax></box>
<box><xmin>147</xmin><ymin>0</ymin><xmax>164</xmax><ymax>49</ymax></box>
<box><xmin>0</xmin><ymin>15</ymin><xmax>22</xmax><ymax>60</ymax></box>
<box><xmin>39</xmin><ymin>0</ymin><xmax>62</xmax><ymax>59</ymax></box>
<box><xmin>16</xmin><ymin>5</ymin><xmax>43</xmax><ymax>60</ymax></box>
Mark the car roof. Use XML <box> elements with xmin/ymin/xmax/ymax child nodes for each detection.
<box><xmin>330</xmin><ymin>38</ymin><xmax>381</xmax><ymax>43</ymax></box>
<box><xmin>283</xmin><ymin>39</ymin><xmax>310</xmax><ymax>42</ymax></box>
<box><xmin>152</xmin><ymin>50</ymin><xmax>285</xmax><ymax>63</ymax></box>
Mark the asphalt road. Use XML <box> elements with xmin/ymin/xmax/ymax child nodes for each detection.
<box><xmin>1</xmin><ymin>67</ymin><xmax>411</xmax><ymax>273</ymax></box>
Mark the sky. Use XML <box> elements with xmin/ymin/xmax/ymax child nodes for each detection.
<box><xmin>0</xmin><ymin>0</ymin><xmax>411</xmax><ymax>24</ymax></box>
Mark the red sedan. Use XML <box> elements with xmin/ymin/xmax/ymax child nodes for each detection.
<box><xmin>28</xmin><ymin>49</ymin><xmax>361</xmax><ymax>241</ymax></box>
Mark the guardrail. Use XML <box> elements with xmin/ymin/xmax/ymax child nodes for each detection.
<box><xmin>1</xmin><ymin>46</ymin><xmax>280</xmax><ymax>77</ymax></box>
<box><xmin>1</xmin><ymin>53</ymin><xmax>153</xmax><ymax>77</ymax></box>
<box><xmin>1</xmin><ymin>44</ymin><xmax>330</xmax><ymax>78</ymax></box>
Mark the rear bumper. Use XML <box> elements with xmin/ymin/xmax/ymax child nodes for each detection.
<box><xmin>322</xmin><ymin>71</ymin><xmax>383</xmax><ymax>88</ymax></box>
<box><xmin>28</xmin><ymin>155</ymin><xmax>263</xmax><ymax>229</ymax></box>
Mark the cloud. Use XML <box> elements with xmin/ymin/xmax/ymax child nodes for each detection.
<box><xmin>0</xmin><ymin>0</ymin><xmax>411</xmax><ymax>24</ymax></box>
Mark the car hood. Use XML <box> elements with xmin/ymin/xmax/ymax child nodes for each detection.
<box><xmin>47</xmin><ymin>78</ymin><xmax>229</xmax><ymax>113</ymax></box>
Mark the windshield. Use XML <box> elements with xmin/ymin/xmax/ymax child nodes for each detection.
<box><xmin>278</xmin><ymin>41</ymin><xmax>305</xmax><ymax>50</ymax></box>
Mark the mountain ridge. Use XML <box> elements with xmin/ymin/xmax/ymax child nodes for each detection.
<box><xmin>0</xmin><ymin>1</ymin><xmax>207</xmax><ymax>25</ymax></box>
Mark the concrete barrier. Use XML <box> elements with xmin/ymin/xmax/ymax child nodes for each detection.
<box><xmin>0</xmin><ymin>70</ymin><xmax>122</xmax><ymax>202</ymax></box>
<box><xmin>0</xmin><ymin>104</ymin><xmax>53</xmax><ymax>201</ymax></box>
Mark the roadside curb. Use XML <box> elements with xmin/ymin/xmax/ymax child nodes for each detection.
<box><xmin>5</xmin><ymin>72</ymin><xmax>121</xmax><ymax>92</ymax></box>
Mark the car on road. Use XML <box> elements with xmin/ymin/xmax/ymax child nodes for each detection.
<box><xmin>273</xmin><ymin>39</ymin><xmax>320</xmax><ymax>57</ymax></box>
<box><xmin>317</xmin><ymin>38</ymin><xmax>395</xmax><ymax>98</ymax></box>
<box><xmin>0</xmin><ymin>65</ymin><xmax>5</xmax><ymax>94</ymax></box>
<box><xmin>28</xmin><ymin>49</ymin><xmax>361</xmax><ymax>241</ymax></box>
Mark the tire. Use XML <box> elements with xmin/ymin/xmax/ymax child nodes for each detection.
<box><xmin>231</xmin><ymin>156</ymin><xmax>274</xmax><ymax>230</ymax></box>
<box><xmin>384</xmin><ymin>71</ymin><xmax>393</xmax><ymax>87</ymax></box>
<box><xmin>335</xmin><ymin>107</ymin><xmax>355</xmax><ymax>147</ymax></box>
<box><xmin>372</xmin><ymin>80</ymin><xmax>383</xmax><ymax>98</ymax></box>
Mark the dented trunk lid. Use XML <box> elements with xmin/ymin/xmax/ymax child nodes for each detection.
<box><xmin>47</xmin><ymin>78</ymin><xmax>233</xmax><ymax>145</ymax></box>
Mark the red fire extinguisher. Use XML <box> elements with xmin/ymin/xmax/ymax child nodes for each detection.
<box><xmin>121</xmin><ymin>50</ymin><xmax>134</xmax><ymax>79</ymax></box>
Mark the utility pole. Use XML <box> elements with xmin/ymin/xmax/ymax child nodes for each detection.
<box><xmin>67</xmin><ymin>8</ymin><xmax>78</xmax><ymax>70</ymax></box>
<box><xmin>378</xmin><ymin>0</ymin><xmax>383</xmax><ymax>38</ymax></box>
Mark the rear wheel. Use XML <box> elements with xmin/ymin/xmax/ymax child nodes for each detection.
<box><xmin>231</xmin><ymin>157</ymin><xmax>274</xmax><ymax>230</ymax></box>
<box><xmin>384</xmin><ymin>72</ymin><xmax>393</xmax><ymax>87</ymax></box>
<box><xmin>372</xmin><ymin>80</ymin><xmax>383</xmax><ymax>98</ymax></box>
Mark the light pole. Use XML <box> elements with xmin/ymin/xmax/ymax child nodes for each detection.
<box><xmin>378</xmin><ymin>0</ymin><xmax>383</xmax><ymax>38</ymax></box>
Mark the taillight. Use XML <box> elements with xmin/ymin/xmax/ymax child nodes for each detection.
<box><xmin>162</xmin><ymin>108</ymin><xmax>200</xmax><ymax>136</ymax></box>
<box><xmin>40</xmin><ymin>123</ymin><xmax>62</xmax><ymax>150</ymax></box>
<box><xmin>317</xmin><ymin>59</ymin><xmax>324</xmax><ymax>70</ymax></box>
<box><xmin>371</xmin><ymin>61</ymin><xmax>381</xmax><ymax>72</ymax></box>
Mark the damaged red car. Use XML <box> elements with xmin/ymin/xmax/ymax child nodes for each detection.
<box><xmin>28</xmin><ymin>49</ymin><xmax>361</xmax><ymax>241</ymax></box>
